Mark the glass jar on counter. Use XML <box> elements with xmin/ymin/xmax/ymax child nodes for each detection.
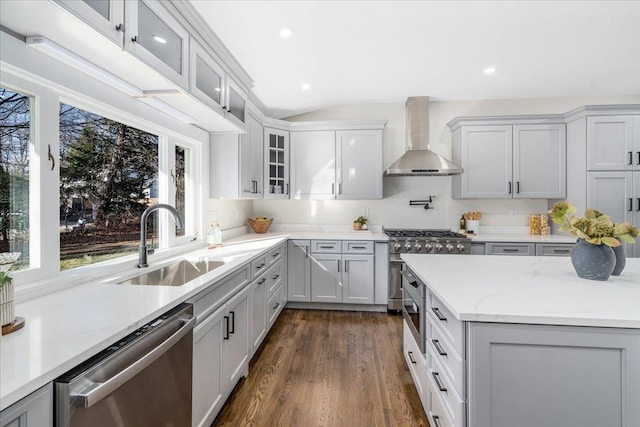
<box><xmin>529</xmin><ymin>214</ymin><xmax>550</xmax><ymax>235</ymax></box>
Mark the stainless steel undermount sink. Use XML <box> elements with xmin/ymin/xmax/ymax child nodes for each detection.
<box><xmin>119</xmin><ymin>259</ymin><xmax>225</xmax><ymax>286</ymax></box>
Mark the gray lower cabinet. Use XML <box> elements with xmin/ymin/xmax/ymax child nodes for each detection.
<box><xmin>467</xmin><ymin>322</ymin><xmax>640</xmax><ymax>427</ymax></box>
<box><xmin>535</xmin><ymin>242</ymin><xmax>574</xmax><ymax>256</ymax></box>
<box><xmin>485</xmin><ymin>242</ymin><xmax>535</xmax><ymax>256</ymax></box>
<box><xmin>0</xmin><ymin>384</ymin><xmax>53</xmax><ymax>427</ymax></box>
<box><xmin>287</xmin><ymin>240</ymin><xmax>311</xmax><ymax>302</ymax></box>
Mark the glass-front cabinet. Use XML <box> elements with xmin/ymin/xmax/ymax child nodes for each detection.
<box><xmin>264</xmin><ymin>127</ymin><xmax>290</xmax><ymax>199</ymax></box>
<box><xmin>226</xmin><ymin>80</ymin><xmax>246</xmax><ymax>127</ymax></box>
<box><xmin>53</xmin><ymin>0</ymin><xmax>125</xmax><ymax>46</ymax></box>
<box><xmin>189</xmin><ymin>40</ymin><xmax>225</xmax><ymax>115</ymax></box>
<box><xmin>125</xmin><ymin>0</ymin><xmax>189</xmax><ymax>90</ymax></box>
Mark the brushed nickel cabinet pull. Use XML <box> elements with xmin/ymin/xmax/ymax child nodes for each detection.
<box><xmin>407</xmin><ymin>351</ymin><xmax>416</xmax><ymax>364</ymax></box>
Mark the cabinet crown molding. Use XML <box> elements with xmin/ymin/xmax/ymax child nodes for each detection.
<box><xmin>288</xmin><ymin>120</ymin><xmax>387</xmax><ymax>131</ymax></box>
<box><xmin>563</xmin><ymin>104</ymin><xmax>640</xmax><ymax>122</ymax></box>
<box><xmin>447</xmin><ymin>114</ymin><xmax>565</xmax><ymax>131</ymax></box>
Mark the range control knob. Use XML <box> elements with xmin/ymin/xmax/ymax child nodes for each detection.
<box><xmin>404</xmin><ymin>242</ymin><xmax>413</xmax><ymax>251</ymax></box>
<box><xmin>435</xmin><ymin>243</ymin><xmax>443</xmax><ymax>252</ymax></box>
<box><xmin>456</xmin><ymin>243</ymin><xmax>466</xmax><ymax>253</ymax></box>
<box><xmin>446</xmin><ymin>243</ymin><xmax>454</xmax><ymax>252</ymax></box>
<box><xmin>394</xmin><ymin>243</ymin><xmax>401</xmax><ymax>252</ymax></box>
<box><xmin>414</xmin><ymin>242</ymin><xmax>422</xmax><ymax>252</ymax></box>
<box><xmin>425</xmin><ymin>243</ymin><xmax>434</xmax><ymax>253</ymax></box>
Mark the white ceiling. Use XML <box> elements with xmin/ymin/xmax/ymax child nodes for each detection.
<box><xmin>190</xmin><ymin>1</ymin><xmax>640</xmax><ymax>119</ymax></box>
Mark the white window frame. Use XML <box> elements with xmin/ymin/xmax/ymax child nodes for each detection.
<box><xmin>1</xmin><ymin>67</ymin><xmax>206</xmax><ymax>295</ymax></box>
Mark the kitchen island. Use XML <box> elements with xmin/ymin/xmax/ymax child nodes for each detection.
<box><xmin>401</xmin><ymin>254</ymin><xmax>640</xmax><ymax>427</ymax></box>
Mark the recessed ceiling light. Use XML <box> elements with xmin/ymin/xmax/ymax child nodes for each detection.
<box><xmin>280</xmin><ymin>29</ymin><xmax>292</xmax><ymax>38</ymax></box>
<box><xmin>484</xmin><ymin>67</ymin><xmax>496</xmax><ymax>75</ymax></box>
<box><xmin>301</xmin><ymin>83</ymin><xmax>311</xmax><ymax>90</ymax></box>
<box><xmin>153</xmin><ymin>35</ymin><xmax>167</xmax><ymax>44</ymax></box>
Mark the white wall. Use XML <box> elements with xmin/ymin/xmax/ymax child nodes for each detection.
<box><xmin>207</xmin><ymin>199</ymin><xmax>254</xmax><ymax>230</ymax></box>
<box><xmin>251</xmin><ymin>95</ymin><xmax>640</xmax><ymax>230</ymax></box>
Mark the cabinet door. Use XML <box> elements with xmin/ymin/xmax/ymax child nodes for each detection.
<box><xmin>225</xmin><ymin>79</ymin><xmax>247</xmax><ymax>127</ymax></box>
<box><xmin>310</xmin><ymin>254</ymin><xmax>342</xmax><ymax>303</ymax></box>
<box><xmin>125</xmin><ymin>0</ymin><xmax>189</xmax><ymax>90</ymax></box>
<box><xmin>459</xmin><ymin>125</ymin><xmax>513</xmax><ymax>198</ymax></box>
<box><xmin>468</xmin><ymin>322</ymin><xmax>640</xmax><ymax>427</ymax></box>
<box><xmin>0</xmin><ymin>384</ymin><xmax>53</xmax><ymax>427</ymax></box>
<box><xmin>222</xmin><ymin>285</ymin><xmax>250</xmax><ymax>396</ymax></box>
<box><xmin>336</xmin><ymin>130</ymin><xmax>383</xmax><ymax>199</ymax></box>
<box><xmin>54</xmin><ymin>0</ymin><xmax>125</xmax><ymax>46</ymax></box>
<box><xmin>250</xmin><ymin>276</ymin><xmax>268</xmax><ymax>355</ymax></box>
<box><xmin>290</xmin><ymin>131</ymin><xmax>336</xmax><ymax>199</ymax></box>
<box><xmin>192</xmin><ymin>306</ymin><xmax>225</xmax><ymax>427</ymax></box>
<box><xmin>513</xmin><ymin>124</ymin><xmax>566</xmax><ymax>198</ymax></box>
<box><xmin>189</xmin><ymin>40</ymin><xmax>225</xmax><ymax>114</ymax></box>
<box><xmin>287</xmin><ymin>240</ymin><xmax>311</xmax><ymax>302</ymax></box>
<box><xmin>264</xmin><ymin>128</ymin><xmax>290</xmax><ymax>199</ymax></box>
<box><xmin>587</xmin><ymin>116</ymin><xmax>635</xmax><ymax>171</ymax></box>
<box><xmin>239</xmin><ymin>114</ymin><xmax>263</xmax><ymax>199</ymax></box>
<box><xmin>342</xmin><ymin>255</ymin><xmax>374</xmax><ymax>304</ymax></box>
<box><xmin>633</xmin><ymin>172</ymin><xmax>640</xmax><ymax>258</ymax></box>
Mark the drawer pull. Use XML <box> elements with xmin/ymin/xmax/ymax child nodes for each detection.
<box><xmin>552</xmin><ymin>249</ymin><xmax>570</xmax><ymax>254</ymax></box>
<box><xmin>432</xmin><ymin>307</ymin><xmax>447</xmax><ymax>322</ymax></box>
<box><xmin>432</xmin><ymin>371</ymin><xmax>447</xmax><ymax>392</ymax></box>
<box><xmin>431</xmin><ymin>415</ymin><xmax>442</xmax><ymax>427</ymax></box>
<box><xmin>351</xmin><ymin>246</ymin><xmax>366</xmax><ymax>249</ymax></box>
<box><xmin>407</xmin><ymin>351</ymin><xmax>417</xmax><ymax>364</ymax></box>
<box><xmin>272</xmin><ymin>252</ymin><xmax>280</xmax><ymax>257</ymax></box>
<box><xmin>432</xmin><ymin>339</ymin><xmax>447</xmax><ymax>356</ymax></box>
<box><xmin>273</xmin><ymin>275</ymin><xmax>280</xmax><ymax>280</ymax></box>
<box><xmin>502</xmin><ymin>248</ymin><xmax>520</xmax><ymax>253</ymax></box>
<box><xmin>319</xmin><ymin>245</ymin><xmax>335</xmax><ymax>249</ymax></box>
<box><xmin>257</xmin><ymin>278</ymin><xmax>267</xmax><ymax>285</ymax></box>
<box><xmin>256</xmin><ymin>263</ymin><xmax>265</xmax><ymax>269</ymax></box>
<box><xmin>272</xmin><ymin>302</ymin><xmax>280</xmax><ymax>310</ymax></box>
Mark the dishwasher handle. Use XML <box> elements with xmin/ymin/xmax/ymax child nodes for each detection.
<box><xmin>70</xmin><ymin>314</ymin><xmax>196</xmax><ymax>408</ymax></box>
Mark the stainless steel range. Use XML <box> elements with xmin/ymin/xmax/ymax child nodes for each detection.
<box><xmin>386</xmin><ymin>228</ymin><xmax>470</xmax><ymax>310</ymax></box>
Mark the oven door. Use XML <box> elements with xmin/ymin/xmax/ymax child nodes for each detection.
<box><xmin>401</xmin><ymin>268</ymin><xmax>426</xmax><ymax>353</ymax></box>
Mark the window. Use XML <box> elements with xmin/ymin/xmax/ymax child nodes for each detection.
<box><xmin>0</xmin><ymin>87</ymin><xmax>31</xmax><ymax>271</ymax></box>
<box><xmin>59</xmin><ymin>103</ymin><xmax>160</xmax><ymax>270</ymax></box>
<box><xmin>174</xmin><ymin>145</ymin><xmax>187</xmax><ymax>237</ymax></box>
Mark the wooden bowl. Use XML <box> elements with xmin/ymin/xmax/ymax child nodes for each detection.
<box><xmin>248</xmin><ymin>218</ymin><xmax>273</xmax><ymax>234</ymax></box>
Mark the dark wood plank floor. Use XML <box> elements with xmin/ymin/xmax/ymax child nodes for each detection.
<box><xmin>212</xmin><ymin>309</ymin><xmax>429</xmax><ymax>427</ymax></box>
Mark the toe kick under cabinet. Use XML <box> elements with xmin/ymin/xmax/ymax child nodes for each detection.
<box><xmin>404</xmin><ymin>285</ymin><xmax>640</xmax><ymax>427</ymax></box>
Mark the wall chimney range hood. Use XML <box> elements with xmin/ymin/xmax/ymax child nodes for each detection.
<box><xmin>384</xmin><ymin>96</ymin><xmax>462</xmax><ymax>176</ymax></box>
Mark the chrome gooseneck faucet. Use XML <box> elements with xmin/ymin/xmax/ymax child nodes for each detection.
<box><xmin>138</xmin><ymin>204</ymin><xmax>184</xmax><ymax>268</ymax></box>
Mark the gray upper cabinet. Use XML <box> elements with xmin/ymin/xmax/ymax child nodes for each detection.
<box><xmin>450</xmin><ymin>118</ymin><xmax>566</xmax><ymax>199</ymax></box>
<box><xmin>336</xmin><ymin>130</ymin><xmax>383</xmax><ymax>199</ymax></box>
<box><xmin>189</xmin><ymin>40</ymin><xmax>225</xmax><ymax>115</ymax></box>
<box><xmin>125</xmin><ymin>0</ymin><xmax>190</xmax><ymax>90</ymax></box>
<box><xmin>467</xmin><ymin>322</ymin><xmax>640</xmax><ymax>427</ymax></box>
<box><xmin>53</xmin><ymin>0</ymin><xmax>125</xmax><ymax>46</ymax></box>
<box><xmin>290</xmin><ymin>131</ymin><xmax>336</xmax><ymax>199</ymax></box>
<box><xmin>587</xmin><ymin>115</ymin><xmax>640</xmax><ymax>171</ymax></box>
<box><xmin>264</xmin><ymin>127</ymin><xmax>290</xmax><ymax>199</ymax></box>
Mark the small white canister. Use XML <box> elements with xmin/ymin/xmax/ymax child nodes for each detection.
<box><xmin>466</xmin><ymin>220</ymin><xmax>480</xmax><ymax>235</ymax></box>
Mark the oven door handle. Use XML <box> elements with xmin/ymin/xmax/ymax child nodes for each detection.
<box><xmin>400</xmin><ymin>269</ymin><xmax>420</xmax><ymax>288</ymax></box>
<box><xmin>389</xmin><ymin>259</ymin><xmax>405</xmax><ymax>265</ymax></box>
<box><xmin>70</xmin><ymin>314</ymin><xmax>196</xmax><ymax>408</ymax></box>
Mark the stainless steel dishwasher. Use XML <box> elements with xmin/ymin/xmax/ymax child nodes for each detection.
<box><xmin>54</xmin><ymin>303</ymin><xmax>195</xmax><ymax>427</ymax></box>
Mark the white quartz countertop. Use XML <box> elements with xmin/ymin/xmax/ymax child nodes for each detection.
<box><xmin>466</xmin><ymin>233</ymin><xmax>576</xmax><ymax>243</ymax></box>
<box><xmin>401</xmin><ymin>254</ymin><xmax>640</xmax><ymax>329</ymax></box>
<box><xmin>232</xmin><ymin>230</ymin><xmax>388</xmax><ymax>242</ymax></box>
<box><xmin>0</xmin><ymin>235</ymin><xmax>288</xmax><ymax>411</ymax></box>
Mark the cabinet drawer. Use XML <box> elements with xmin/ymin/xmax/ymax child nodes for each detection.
<box><xmin>188</xmin><ymin>266</ymin><xmax>250</xmax><ymax>321</ymax></box>
<box><xmin>267</xmin><ymin>261</ymin><xmax>284</xmax><ymax>298</ymax></box>
<box><xmin>250</xmin><ymin>254</ymin><xmax>268</xmax><ymax>279</ymax></box>
<box><xmin>535</xmin><ymin>243</ymin><xmax>574</xmax><ymax>256</ymax></box>
<box><xmin>427</xmin><ymin>369</ymin><xmax>461</xmax><ymax>427</ymax></box>
<box><xmin>428</xmin><ymin>318</ymin><xmax>465</xmax><ymax>398</ymax></box>
<box><xmin>267</xmin><ymin>244</ymin><xmax>284</xmax><ymax>264</ymax></box>
<box><xmin>428</xmin><ymin>348</ymin><xmax>465</xmax><ymax>427</ymax></box>
<box><xmin>429</xmin><ymin>292</ymin><xmax>464</xmax><ymax>356</ymax></box>
<box><xmin>267</xmin><ymin>285</ymin><xmax>284</xmax><ymax>327</ymax></box>
<box><xmin>342</xmin><ymin>240</ymin><xmax>374</xmax><ymax>254</ymax></box>
<box><xmin>485</xmin><ymin>242</ymin><xmax>534</xmax><ymax>256</ymax></box>
<box><xmin>311</xmin><ymin>240</ymin><xmax>341</xmax><ymax>254</ymax></box>
<box><xmin>404</xmin><ymin>320</ymin><xmax>427</xmax><ymax>400</ymax></box>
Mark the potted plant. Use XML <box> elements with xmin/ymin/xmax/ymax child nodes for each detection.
<box><xmin>353</xmin><ymin>216</ymin><xmax>367</xmax><ymax>230</ymax></box>
<box><xmin>548</xmin><ymin>202</ymin><xmax>637</xmax><ymax>280</ymax></box>
<box><xmin>1</xmin><ymin>252</ymin><xmax>20</xmax><ymax>327</ymax></box>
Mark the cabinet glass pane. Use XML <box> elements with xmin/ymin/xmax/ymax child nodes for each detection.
<box><xmin>84</xmin><ymin>0</ymin><xmax>109</xmax><ymax>19</ymax></box>
<box><xmin>278</xmin><ymin>165</ymin><xmax>284</xmax><ymax>178</ymax></box>
<box><xmin>270</xmin><ymin>150</ymin><xmax>276</xmax><ymax>163</ymax></box>
<box><xmin>228</xmin><ymin>87</ymin><xmax>245</xmax><ymax>122</ymax></box>
<box><xmin>270</xmin><ymin>165</ymin><xmax>276</xmax><ymax>177</ymax></box>
<box><xmin>137</xmin><ymin>1</ymin><xmax>182</xmax><ymax>74</ymax></box>
<box><xmin>277</xmin><ymin>135</ymin><xmax>284</xmax><ymax>149</ymax></box>
<box><xmin>270</xmin><ymin>134</ymin><xmax>276</xmax><ymax>148</ymax></box>
<box><xmin>195</xmin><ymin>56</ymin><xmax>221</xmax><ymax>104</ymax></box>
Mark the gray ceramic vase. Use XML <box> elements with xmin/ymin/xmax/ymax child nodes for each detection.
<box><xmin>570</xmin><ymin>239</ymin><xmax>615</xmax><ymax>281</ymax></box>
<box><xmin>611</xmin><ymin>242</ymin><xmax>626</xmax><ymax>276</ymax></box>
